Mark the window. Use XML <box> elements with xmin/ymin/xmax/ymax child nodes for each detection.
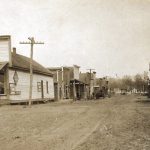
<box><xmin>9</xmin><ymin>83</ymin><xmax>21</xmax><ymax>95</ymax></box>
<box><xmin>0</xmin><ymin>73</ymin><xmax>4</xmax><ymax>94</ymax></box>
<box><xmin>37</xmin><ymin>82</ymin><xmax>41</xmax><ymax>92</ymax></box>
<box><xmin>46</xmin><ymin>81</ymin><xmax>49</xmax><ymax>94</ymax></box>
<box><xmin>9</xmin><ymin>83</ymin><xmax>15</xmax><ymax>94</ymax></box>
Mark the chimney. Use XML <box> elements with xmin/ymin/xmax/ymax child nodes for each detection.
<box><xmin>13</xmin><ymin>47</ymin><xmax>16</xmax><ymax>55</ymax></box>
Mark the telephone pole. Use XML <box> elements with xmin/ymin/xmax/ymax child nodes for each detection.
<box><xmin>87</xmin><ymin>68</ymin><xmax>95</xmax><ymax>99</ymax></box>
<box><xmin>148</xmin><ymin>63</ymin><xmax>150</xmax><ymax>97</ymax></box>
<box><xmin>20</xmin><ymin>37</ymin><xmax>44</xmax><ymax>107</ymax></box>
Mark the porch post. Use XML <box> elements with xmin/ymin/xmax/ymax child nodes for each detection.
<box><xmin>73</xmin><ymin>80</ymin><xmax>76</xmax><ymax>101</ymax></box>
<box><xmin>56</xmin><ymin>71</ymin><xmax>60</xmax><ymax>100</ymax></box>
<box><xmin>78</xmin><ymin>83</ymin><xmax>81</xmax><ymax>100</ymax></box>
<box><xmin>61</xmin><ymin>67</ymin><xmax>64</xmax><ymax>99</ymax></box>
<box><xmin>84</xmin><ymin>84</ymin><xmax>87</xmax><ymax>100</ymax></box>
<box><xmin>6</xmin><ymin>68</ymin><xmax>10</xmax><ymax>101</ymax></box>
<box><xmin>57</xmin><ymin>83</ymin><xmax>60</xmax><ymax>100</ymax></box>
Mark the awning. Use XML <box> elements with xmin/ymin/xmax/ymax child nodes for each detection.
<box><xmin>0</xmin><ymin>62</ymin><xmax>8</xmax><ymax>71</ymax></box>
<box><xmin>70</xmin><ymin>79</ymin><xmax>88</xmax><ymax>85</ymax></box>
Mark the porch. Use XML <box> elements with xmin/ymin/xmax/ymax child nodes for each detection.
<box><xmin>70</xmin><ymin>79</ymin><xmax>88</xmax><ymax>100</ymax></box>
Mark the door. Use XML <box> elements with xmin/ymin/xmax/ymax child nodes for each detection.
<box><xmin>54</xmin><ymin>83</ymin><xmax>58</xmax><ymax>100</ymax></box>
<box><xmin>41</xmin><ymin>80</ymin><xmax>44</xmax><ymax>99</ymax></box>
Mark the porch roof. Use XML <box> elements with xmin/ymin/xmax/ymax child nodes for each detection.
<box><xmin>70</xmin><ymin>79</ymin><xmax>88</xmax><ymax>85</ymax></box>
<box><xmin>0</xmin><ymin>62</ymin><xmax>8</xmax><ymax>71</ymax></box>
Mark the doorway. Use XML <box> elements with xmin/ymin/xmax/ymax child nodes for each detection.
<box><xmin>41</xmin><ymin>80</ymin><xmax>44</xmax><ymax>99</ymax></box>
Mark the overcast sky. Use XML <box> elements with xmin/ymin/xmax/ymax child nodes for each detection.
<box><xmin>0</xmin><ymin>0</ymin><xmax>150</xmax><ymax>77</ymax></box>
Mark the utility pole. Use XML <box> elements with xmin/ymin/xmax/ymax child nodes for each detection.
<box><xmin>20</xmin><ymin>37</ymin><xmax>44</xmax><ymax>107</ymax></box>
<box><xmin>56</xmin><ymin>70</ymin><xmax>60</xmax><ymax>101</ymax></box>
<box><xmin>148</xmin><ymin>63</ymin><xmax>150</xmax><ymax>98</ymax></box>
<box><xmin>61</xmin><ymin>66</ymin><xmax>64</xmax><ymax>99</ymax></box>
<box><xmin>87</xmin><ymin>68</ymin><xmax>95</xmax><ymax>99</ymax></box>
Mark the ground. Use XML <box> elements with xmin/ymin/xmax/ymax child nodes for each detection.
<box><xmin>0</xmin><ymin>94</ymin><xmax>150</xmax><ymax>150</ymax></box>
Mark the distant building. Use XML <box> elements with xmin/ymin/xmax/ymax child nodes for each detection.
<box><xmin>79</xmin><ymin>71</ymin><xmax>97</xmax><ymax>98</ymax></box>
<box><xmin>48</xmin><ymin>65</ymin><xmax>87</xmax><ymax>100</ymax></box>
<box><xmin>95</xmin><ymin>77</ymin><xmax>109</xmax><ymax>94</ymax></box>
<box><xmin>0</xmin><ymin>35</ymin><xmax>54</xmax><ymax>104</ymax></box>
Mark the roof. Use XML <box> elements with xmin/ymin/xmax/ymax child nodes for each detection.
<box><xmin>47</xmin><ymin>67</ymin><xmax>62</xmax><ymax>72</ymax></box>
<box><xmin>48</xmin><ymin>66</ymin><xmax>73</xmax><ymax>71</ymax></box>
<box><xmin>70</xmin><ymin>79</ymin><xmax>88</xmax><ymax>85</ymax></box>
<box><xmin>0</xmin><ymin>62</ymin><xmax>8</xmax><ymax>71</ymax></box>
<box><xmin>0</xmin><ymin>35</ymin><xmax>11</xmax><ymax>40</ymax></box>
<box><xmin>48</xmin><ymin>65</ymin><xmax>80</xmax><ymax>71</ymax></box>
<box><xmin>73</xmin><ymin>65</ymin><xmax>80</xmax><ymax>68</ymax></box>
<box><xmin>10</xmin><ymin>53</ymin><xmax>53</xmax><ymax>76</ymax></box>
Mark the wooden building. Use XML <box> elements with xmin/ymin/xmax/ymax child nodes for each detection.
<box><xmin>48</xmin><ymin>65</ymin><xmax>87</xmax><ymax>100</ymax></box>
<box><xmin>0</xmin><ymin>35</ymin><xmax>54</xmax><ymax>104</ymax></box>
<box><xmin>79</xmin><ymin>72</ymin><xmax>110</xmax><ymax>99</ymax></box>
<box><xmin>79</xmin><ymin>71</ymin><xmax>97</xmax><ymax>98</ymax></box>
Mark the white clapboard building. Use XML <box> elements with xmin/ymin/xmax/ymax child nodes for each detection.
<box><xmin>0</xmin><ymin>35</ymin><xmax>54</xmax><ymax>103</ymax></box>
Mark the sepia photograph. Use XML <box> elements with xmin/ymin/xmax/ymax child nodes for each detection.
<box><xmin>0</xmin><ymin>0</ymin><xmax>150</xmax><ymax>149</ymax></box>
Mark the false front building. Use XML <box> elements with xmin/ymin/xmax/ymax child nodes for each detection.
<box><xmin>48</xmin><ymin>65</ymin><xmax>87</xmax><ymax>100</ymax></box>
<box><xmin>0</xmin><ymin>35</ymin><xmax>54</xmax><ymax>104</ymax></box>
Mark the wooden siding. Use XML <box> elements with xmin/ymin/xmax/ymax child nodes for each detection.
<box><xmin>9</xmin><ymin>69</ymin><xmax>54</xmax><ymax>101</ymax></box>
<box><xmin>0</xmin><ymin>40</ymin><xmax>10</xmax><ymax>62</ymax></box>
<box><xmin>73</xmin><ymin>66</ymin><xmax>79</xmax><ymax>80</ymax></box>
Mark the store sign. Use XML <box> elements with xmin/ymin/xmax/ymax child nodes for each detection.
<box><xmin>13</xmin><ymin>71</ymin><xmax>19</xmax><ymax>85</ymax></box>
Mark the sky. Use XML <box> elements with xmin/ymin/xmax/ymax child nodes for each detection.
<box><xmin>0</xmin><ymin>0</ymin><xmax>150</xmax><ymax>77</ymax></box>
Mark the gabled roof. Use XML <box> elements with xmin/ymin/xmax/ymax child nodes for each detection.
<box><xmin>10</xmin><ymin>53</ymin><xmax>53</xmax><ymax>76</ymax></box>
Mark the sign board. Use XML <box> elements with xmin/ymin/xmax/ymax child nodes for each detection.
<box><xmin>0</xmin><ymin>35</ymin><xmax>11</xmax><ymax>64</ymax></box>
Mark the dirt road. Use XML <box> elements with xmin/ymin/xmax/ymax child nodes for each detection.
<box><xmin>0</xmin><ymin>95</ymin><xmax>150</xmax><ymax>150</ymax></box>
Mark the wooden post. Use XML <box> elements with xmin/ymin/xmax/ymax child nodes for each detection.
<box><xmin>56</xmin><ymin>70</ymin><xmax>59</xmax><ymax>82</ymax></box>
<box><xmin>61</xmin><ymin>67</ymin><xmax>64</xmax><ymax>99</ymax></box>
<box><xmin>29</xmin><ymin>42</ymin><xmax>33</xmax><ymax>106</ymax></box>
<box><xmin>6</xmin><ymin>67</ymin><xmax>10</xmax><ymax>101</ymax></box>
<box><xmin>66</xmin><ymin>85</ymin><xmax>69</xmax><ymax>99</ymax></box>
<box><xmin>84</xmin><ymin>84</ymin><xmax>86</xmax><ymax>100</ymax></box>
<box><xmin>87</xmin><ymin>69</ymin><xmax>95</xmax><ymax>99</ymax></box>
<box><xmin>78</xmin><ymin>83</ymin><xmax>81</xmax><ymax>100</ymax></box>
<box><xmin>56</xmin><ymin>70</ymin><xmax>59</xmax><ymax>100</ymax></box>
<box><xmin>73</xmin><ymin>80</ymin><xmax>76</xmax><ymax>100</ymax></box>
<box><xmin>20</xmin><ymin>37</ymin><xmax>44</xmax><ymax>107</ymax></box>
